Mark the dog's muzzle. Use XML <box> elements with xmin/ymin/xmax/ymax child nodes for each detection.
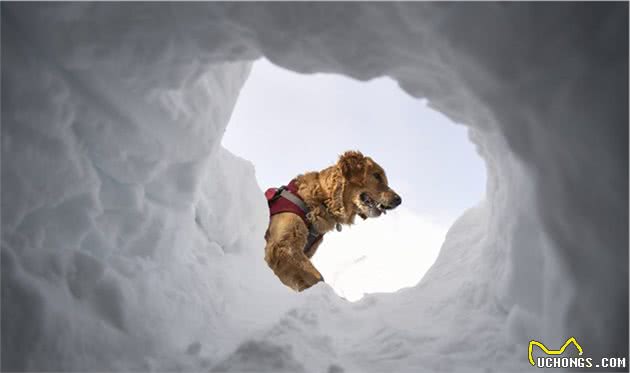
<box><xmin>360</xmin><ymin>192</ymin><xmax>401</xmax><ymax>217</ymax></box>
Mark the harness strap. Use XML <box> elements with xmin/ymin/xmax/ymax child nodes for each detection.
<box><xmin>283</xmin><ymin>189</ymin><xmax>322</xmax><ymax>253</ymax></box>
<box><xmin>279</xmin><ymin>189</ymin><xmax>309</xmax><ymax>214</ymax></box>
<box><xmin>266</xmin><ymin>181</ymin><xmax>323</xmax><ymax>254</ymax></box>
<box><xmin>304</xmin><ymin>231</ymin><xmax>323</xmax><ymax>255</ymax></box>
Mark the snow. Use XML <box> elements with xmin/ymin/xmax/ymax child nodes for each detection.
<box><xmin>311</xmin><ymin>207</ymin><xmax>447</xmax><ymax>302</ymax></box>
<box><xmin>2</xmin><ymin>2</ymin><xmax>627</xmax><ymax>372</ymax></box>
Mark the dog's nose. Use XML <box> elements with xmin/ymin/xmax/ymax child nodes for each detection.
<box><xmin>391</xmin><ymin>194</ymin><xmax>402</xmax><ymax>207</ymax></box>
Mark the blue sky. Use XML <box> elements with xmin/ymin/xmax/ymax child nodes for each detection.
<box><xmin>222</xmin><ymin>59</ymin><xmax>486</xmax><ymax>300</ymax></box>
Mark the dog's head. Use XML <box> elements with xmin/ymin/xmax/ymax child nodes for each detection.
<box><xmin>337</xmin><ymin>151</ymin><xmax>402</xmax><ymax>219</ymax></box>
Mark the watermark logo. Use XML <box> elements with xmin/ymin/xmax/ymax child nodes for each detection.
<box><xmin>528</xmin><ymin>337</ymin><xmax>626</xmax><ymax>369</ymax></box>
<box><xmin>528</xmin><ymin>337</ymin><xmax>583</xmax><ymax>366</ymax></box>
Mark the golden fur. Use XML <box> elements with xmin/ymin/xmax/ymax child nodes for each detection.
<box><xmin>264</xmin><ymin>151</ymin><xmax>401</xmax><ymax>292</ymax></box>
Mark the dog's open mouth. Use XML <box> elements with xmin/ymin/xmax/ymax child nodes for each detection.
<box><xmin>359</xmin><ymin>192</ymin><xmax>391</xmax><ymax>218</ymax></box>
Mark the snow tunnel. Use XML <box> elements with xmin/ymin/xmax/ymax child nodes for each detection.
<box><xmin>1</xmin><ymin>3</ymin><xmax>628</xmax><ymax>372</ymax></box>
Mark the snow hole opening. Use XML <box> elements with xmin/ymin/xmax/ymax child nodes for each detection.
<box><xmin>222</xmin><ymin>58</ymin><xmax>487</xmax><ymax>302</ymax></box>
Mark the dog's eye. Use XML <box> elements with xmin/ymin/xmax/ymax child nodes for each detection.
<box><xmin>373</xmin><ymin>173</ymin><xmax>382</xmax><ymax>182</ymax></box>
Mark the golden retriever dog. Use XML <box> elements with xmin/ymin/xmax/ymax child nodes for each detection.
<box><xmin>264</xmin><ymin>151</ymin><xmax>402</xmax><ymax>292</ymax></box>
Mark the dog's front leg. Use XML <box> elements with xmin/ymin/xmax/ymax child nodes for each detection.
<box><xmin>265</xmin><ymin>213</ymin><xmax>324</xmax><ymax>291</ymax></box>
<box><xmin>293</xmin><ymin>254</ymin><xmax>325</xmax><ymax>292</ymax></box>
<box><xmin>265</xmin><ymin>241</ymin><xmax>323</xmax><ymax>291</ymax></box>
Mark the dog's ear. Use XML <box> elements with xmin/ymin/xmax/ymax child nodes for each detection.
<box><xmin>338</xmin><ymin>151</ymin><xmax>366</xmax><ymax>184</ymax></box>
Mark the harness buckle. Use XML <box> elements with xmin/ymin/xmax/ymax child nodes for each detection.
<box><xmin>270</xmin><ymin>185</ymin><xmax>287</xmax><ymax>202</ymax></box>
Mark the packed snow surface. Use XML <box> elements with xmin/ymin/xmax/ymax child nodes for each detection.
<box><xmin>2</xmin><ymin>3</ymin><xmax>627</xmax><ymax>372</ymax></box>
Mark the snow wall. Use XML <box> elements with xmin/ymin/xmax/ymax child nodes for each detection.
<box><xmin>2</xmin><ymin>3</ymin><xmax>627</xmax><ymax>372</ymax></box>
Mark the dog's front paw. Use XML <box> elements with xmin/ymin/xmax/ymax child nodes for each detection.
<box><xmin>293</xmin><ymin>271</ymin><xmax>323</xmax><ymax>292</ymax></box>
<box><xmin>296</xmin><ymin>280</ymin><xmax>312</xmax><ymax>292</ymax></box>
<box><xmin>295</xmin><ymin>277</ymin><xmax>317</xmax><ymax>292</ymax></box>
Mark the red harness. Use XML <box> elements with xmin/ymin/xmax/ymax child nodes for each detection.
<box><xmin>265</xmin><ymin>180</ymin><xmax>323</xmax><ymax>253</ymax></box>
